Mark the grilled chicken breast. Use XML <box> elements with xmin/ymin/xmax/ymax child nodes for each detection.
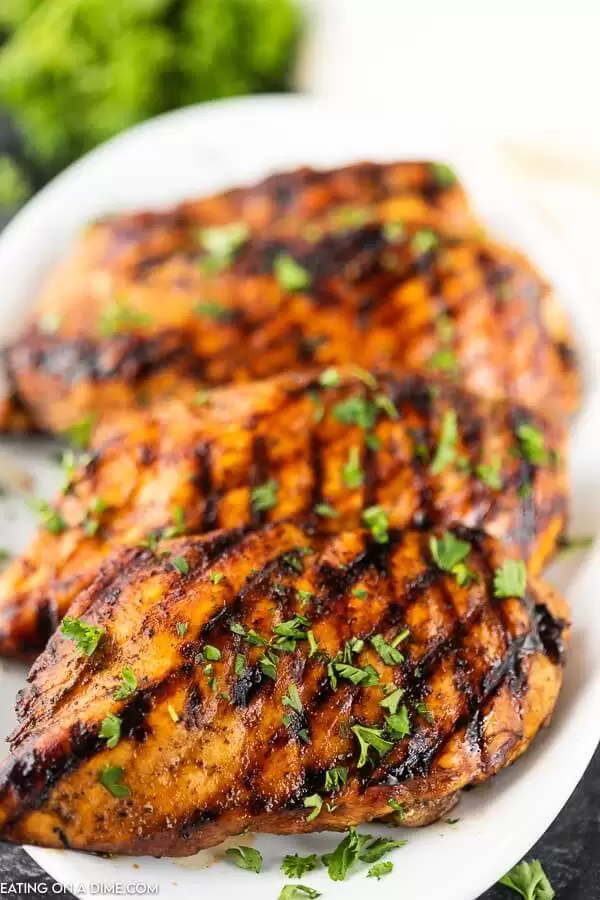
<box><xmin>0</xmin><ymin>522</ymin><xmax>569</xmax><ymax>856</ymax></box>
<box><xmin>1</xmin><ymin>192</ymin><xmax>579</xmax><ymax>435</ymax></box>
<box><xmin>0</xmin><ymin>369</ymin><xmax>567</xmax><ymax>659</ymax></box>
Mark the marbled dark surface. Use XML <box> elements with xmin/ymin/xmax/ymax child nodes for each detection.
<box><xmin>0</xmin><ymin>117</ymin><xmax>598</xmax><ymax>899</ymax></box>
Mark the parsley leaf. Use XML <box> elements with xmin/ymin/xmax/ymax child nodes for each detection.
<box><xmin>114</xmin><ymin>666</ymin><xmax>137</xmax><ymax>700</ymax></box>
<box><xmin>281</xmin><ymin>854</ymin><xmax>319</xmax><ymax>878</ymax></box>
<box><xmin>314</xmin><ymin>502</ymin><xmax>339</xmax><ymax>519</ymax></box>
<box><xmin>60</xmin><ymin>616</ymin><xmax>104</xmax><ymax>656</ymax></box>
<box><xmin>319</xmin><ymin>367</ymin><xmax>341</xmax><ymax>388</ymax></box>
<box><xmin>203</xmin><ymin>645</ymin><xmax>221</xmax><ymax>661</ymax></box>
<box><xmin>412</xmin><ymin>228</ymin><xmax>438</xmax><ymax>254</ymax></box>
<box><xmin>334</xmin><ymin>662</ymin><xmax>379</xmax><ymax>686</ymax></box>
<box><xmin>342</xmin><ymin>446</ymin><xmax>364</xmax><ymax>489</ymax></box>
<box><xmin>251</xmin><ymin>479</ymin><xmax>279</xmax><ymax>512</ymax></box>
<box><xmin>303</xmin><ymin>793</ymin><xmax>323</xmax><ymax>822</ymax></box>
<box><xmin>322</xmin><ymin>827</ymin><xmax>369</xmax><ymax>881</ymax></box>
<box><xmin>362</xmin><ymin>506</ymin><xmax>389</xmax><ymax>544</ymax></box>
<box><xmin>388</xmin><ymin>798</ymin><xmax>406</xmax><ymax>819</ymax></box>
<box><xmin>476</xmin><ymin>456</ymin><xmax>503</xmax><ymax>490</ymax></box>
<box><xmin>368</xmin><ymin>861</ymin><xmax>393</xmax><ymax>880</ymax></box>
<box><xmin>98</xmin><ymin>713</ymin><xmax>121</xmax><ymax>749</ymax></box>
<box><xmin>359</xmin><ymin>836</ymin><xmax>407</xmax><ymax>863</ymax></box>
<box><xmin>274</xmin><ymin>254</ymin><xmax>311</xmax><ymax>292</ymax></box>
<box><xmin>224</xmin><ymin>845</ymin><xmax>263</xmax><ymax>874</ymax></box>
<box><xmin>194</xmin><ymin>301</ymin><xmax>232</xmax><ymax>322</ymax></box>
<box><xmin>278</xmin><ymin>887</ymin><xmax>321</xmax><ymax>900</ymax></box>
<box><xmin>198</xmin><ymin>222</ymin><xmax>248</xmax><ymax>271</ymax></box>
<box><xmin>99</xmin><ymin>765</ymin><xmax>129</xmax><ymax>798</ymax></box>
<box><xmin>379</xmin><ymin>686</ymin><xmax>405</xmax><ymax>714</ymax></box>
<box><xmin>370</xmin><ymin>634</ymin><xmax>404</xmax><ymax>665</ymax></box>
<box><xmin>517</xmin><ymin>423</ymin><xmax>548</xmax><ymax>466</ymax></box>
<box><xmin>430</xmin><ymin>409</ymin><xmax>458</xmax><ymax>475</ymax></box>
<box><xmin>385</xmin><ymin>706</ymin><xmax>411</xmax><ymax>739</ymax></box>
<box><xmin>352</xmin><ymin>586</ymin><xmax>368</xmax><ymax>599</ymax></box>
<box><xmin>63</xmin><ymin>414</ymin><xmax>95</xmax><ymax>449</ymax></box>
<box><xmin>324</xmin><ymin>766</ymin><xmax>349</xmax><ymax>792</ymax></box>
<box><xmin>351</xmin><ymin>724</ymin><xmax>394</xmax><ymax>767</ymax></box>
<box><xmin>98</xmin><ymin>301</ymin><xmax>152</xmax><ymax>337</ymax></box>
<box><xmin>333</xmin><ymin>396</ymin><xmax>377</xmax><ymax>430</ymax></box>
<box><xmin>171</xmin><ymin>555</ymin><xmax>189</xmax><ymax>575</ymax></box>
<box><xmin>430</xmin><ymin>162</ymin><xmax>457</xmax><ymax>187</ymax></box>
<box><xmin>428</xmin><ymin>348</ymin><xmax>457</xmax><ymax>372</ymax></box>
<box><xmin>282</xmin><ymin>683</ymin><xmax>303</xmax><ymax>714</ymax></box>
<box><xmin>499</xmin><ymin>859</ymin><xmax>554</xmax><ymax>900</ymax></box>
<box><xmin>493</xmin><ymin>560</ymin><xmax>527</xmax><ymax>599</ymax></box>
<box><xmin>30</xmin><ymin>497</ymin><xmax>66</xmax><ymax>535</ymax></box>
<box><xmin>430</xmin><ymin>532</ymin><xmax>477</xmax><ymax>586</ymax></box>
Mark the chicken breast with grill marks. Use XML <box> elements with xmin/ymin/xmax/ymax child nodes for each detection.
<box><xmin>1</xmin><ymin>210</ymin><xmax>579</xmax><ymax>435</ymax></box>
<box><xmin>0</xmin><ymin>521</ymin><xmax>569</xmax><ymax>856</ymax></box>
<box><xmin>0</xmin><ymin>369</ymin><xmax>567</xmax><ymax>659</ymax></box>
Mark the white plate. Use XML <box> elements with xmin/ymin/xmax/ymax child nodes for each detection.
<box><xmin>0</xmin><ymin>95</ymin><xmax>599</xmax><ymax>900</ymax></box>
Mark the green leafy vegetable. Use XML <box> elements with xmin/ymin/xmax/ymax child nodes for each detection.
<box><xmin>282</xmin><ymin>683</ymin><xmax>303</xmax><ymax>714</ymax></box>
<box><xmin>98</xmin><ymin>302</ymin><xmax>153</xmax><ymax>337</ymax></box>
<box><xmin>225</xmin><ymin>845</ymin><xmax>263</xmax><ymax>874</ymax></box>
<box><xmin>379</xmin><ymin>686</ymin><xmax>405</xmax><ymax>715</ymax></box>
<box><xmin>412</xmin><ymin>228</ymin><xmax>438</xmax><ymax>254</ymax></box>
<box><xmin>493</xmin><ymin>560</ymin><xmax>527</xmax><ymax>599</ymax></box>
<box><xmin>324</xmin><ymin>766</ymin><xmax>348</xmax><ymax>792</ymax></box>
<box><xmin>314</xmin><ymin>502</ymin><xmax>339</xmax><ymax>519</ymax></box>
<box><xmin>278</xmin><ymin>887</ymin><xmax>320</xmax><ymax>900</ymax></box>
<box><xmin>60</xmin><ymin>616</ymin><xmax>104</xmax><ymax>656</ymax></box>
<box><xmin>198</xmin><ymin>223</ymin><xmax>248</xmax><ymax>271</ymax></box>
<box><xmin>274</xmin><ymin>254</ymin><xmax>311</xmax><ymax>292</ymax></box>
<box><xmin>321</xmin><ymin>827</ymin><xmax>368</xmax><ymax>881</ymax></box>
<box><xmin>430</xmin><ymin>531</ymin><xmax>477</xmax><ymax>586</ymax></box>
<box><xmin>99</xmin><ymin>765</ymin><xmax>129</xmax><ymax>798</ymax></box>
<box><xmin>251</xmin><ymin>479</ymin><xmax>279</xmax><ymax>512</ymax></box>
<box><xmin>430</xmin><ymin>409</ymin><xmax>458</xmax><ymax>475</ymax></box>
<box><xmin>29</xmin><ymin>497</ymin><xmax>66</xmax><ymax>535</ymax></box>
<box><xmin>362</xmin><ymin>506</ymin><xmax>389</xmax><ymax>544</ymax></box>
<box><xmin>351</xmin><ymin>724</ymin><xmax>394</xmax><ymax>768</ymax></box>
<box><xmin>333</xmin><ymin>396</ymin><xmax>377</xmax><ymax>430</ymax></box>
<box><xmin>0</xmin><ymin>1</ymin><xmax>300</xmax><ymax>173</ymax></box>
<box><xmin>499</xmin><ymin>859</ymin><xmax>554</xmax><ymax>900</ymax></box>
<box><xmin>476</xmin><ymin>456</ymin><xmax>503</xmax><ymax>490</ymax></box>
<box><xmin>303</xmin><ymin>793</ymin><xmax>323</xmax><ymax>822</ymax></box>
<box><xmin>281</xmin><ymin>854</ymin><xmax>319</xmax><ymax>879</ymax></box>
<box><xmin>114</xmin><ymin>666</ymin><xmax>137</xmax><ymax>700</ymax></box>
<box><xmin>319</xmin><ymin>367</ymin><xmax>341</xmax><ymax>388</ymax></box>
<box><xmin>63</xmin><ymin>414</ymin><xmax>96</xmax><ymax>449</ymax></box>
<box><xmin>359</xmin><ymin>835</ymin><xmax>406</xmax><ymax>863</ymax></box>
<box><xmin>171</xmin><ymin>555</ymin><xmax>189</xmax><ymax>575</ymax></box>
<box><xmin>385</xmin><ymin>706</ymin><xmax>411</xmax><ymax>739</ymax></box>
<box><xmin>342</xmin><ymin>446</ymin><xmax>364</xmax><ymax>489</ymax></box>
<box><xmin>370</xmin><ymin>633</ymin><xmax>404</xmax><ymax>666</ymax></box>
<box><xmin>430</xmin><ymin>162</ymin><xmax>457</xmax><ymax>187</ymax></box>
<box><xmin>367</xmin><ymin>861</ymin><xmax>393</xmax><ymax>880</ymax></box>
<box><xmin>99</xmin><ymin>714</ymin><xmax>122</xmax><ymax>749</ymax></box>
<box><xmin>517</xmin><ymin>423</ymin><xmax>548</xmax><ymax>466</ymax></box>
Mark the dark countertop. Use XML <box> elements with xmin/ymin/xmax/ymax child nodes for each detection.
<box><xmin>0</xmin><ymin>120</ymin><xmax>598</xmax><ymax>899</ymax></box>
<box><xmin>0</xmin><ymin>747</ymin><xmax>598</xmax><ymax>896</ymax></box>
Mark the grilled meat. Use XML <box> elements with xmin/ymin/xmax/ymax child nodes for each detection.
<box><xmin>0</xmin><ymin>521</ymin><xmax>569</xmax><ymax>856</ymax></box>
<box><xmin>0</xmin><ymin>369</ymin><xmax>567</xmax><ymax>659</ymax></box>
<box><xmin>2</xmin><ymin>218</ymin><xmax>579</xmax><ymax>435</ymax></box>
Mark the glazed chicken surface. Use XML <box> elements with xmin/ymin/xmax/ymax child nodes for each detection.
<box><xmin>0</xmin><ymin>369</ymin><xmax>568</xmax><ymax>659</ymax></box>
<box><xmin>1</xmin><ymin>166</ymin><xmax>579</xmax><ymax>436</ymax></box>
<box><xmin>0</xmin><ymin>521</ymin><xmax>569</xmax><ymax>856</ymax></box>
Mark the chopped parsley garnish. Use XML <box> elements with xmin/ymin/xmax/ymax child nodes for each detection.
<box><xmin>60</xmin><ymin>616</ymin><xmax>104</xmax><ymax>656</ymax></box>
<box><xmin>416</xmin><ymin>700</ymin><xmax>434</xmax><ymax>724</ymax></box>
<box><xmin>374</xmin><ymin>393</ymin><xmax>398</xmax><ymax>420</ymax></box>
<box><xmin>307</xmin><ymin>630</ymin><xmax>319</xmax><ymax>657</ymax></box>
<box><xmin>368</xmin><ymin>861</ymin><xmax>393</xmax><ymax>880</ymax></box>
<box><xmin>63</xmin><ymin>414</ymin><xmax>95</xmax><ymax>449</ymax></box>
<box><xmin>370</xmin><ymin>633</ymin><xmax>404</xmax><ymax>665</ymax></box>
<box><xmin>359</xmin><ymin>836</ymin><xmax>406</xmax><ymax>863</ymax></box>
<box><xmin>161</xmin><ymin>505</ymin><xmax>187</xmax><ymax>539</ymax></box>
<box><xmin>278</xmin><ymin>887</ymin><xmax>321</xmax><ymax>900</ymax></box>
<box><xmin>98</xmin><ymin>301</ymin><xmax>153</xmax><ymax>337</ymax></box>
<box><xmin>383</xmin><ymin>221</ymin><xmax>404</xmax><ymax>243</ymax></box>
<box><xmin>351</xmin><ymin>586</ymin><xmax>368</xmax><ymax>599</ymax></box>
<box><xmin>430</xmin><ymin>531</ymin><xmax>477</xmax><ymax>586</ymax></box>
<box><xmin>351</xmin><ymin>724</ymin><xmax>394</xmax><ymax>768</ymax></box>
<box><xmin>176</xmin><ymin>621</ymin><xmax>189</xmax><ymax>637</ymax></box>
<box><xmin>333</xmin><ymin>395</ymin><xmax>377</xmax><ymax>430</ymax></box>
<box><xmin>388</xmin><ymin>798</ymin><xmax>406</xmax><ymax>818</ymax></box>
<box><xmin>235</xmin><ymin>653</ymin><xmax>246</xmax><ymax>676</ymax></box>
<box><xmin>224</xmin><ymin>845</ymin><xmax>263</xmax><ymax>874</ymax></box>
<box><xmin>342</xmin><ymin>446</ymin><xmax>364</xmax><ymax>489</ymax></box>
<box><xmin>428</xmin><ymin>347</ymin><xmax>457</xmax><ymax>372</ymax></box>
<box><xmin>314</xmin><ymin>502</ymin><xmax>339</xmax><ymax>519</ymax></box>
<box><xmin>99</xmin><ymin>765</ymin><xmax>129</xmax><ymax>798</ymax></box>
<box><xmin>210</xmin><ymin>571</ymin><xmax>224</xmax><ymax>584</ymax></box>
<box><xmin>194</xmin><ymin>301</ymin><xmax>232</xmax><ymax>322</ymax></box>
<box><xmin>198</xmin><ymin>222</ymin><xmax>249</xmax><ymax>271</ymax></box>
<box><xmin>114</xmin><ymin>666</ymin><xmax>137</xmax><ymax>700</ymax></box>
<box><xmin>493</xmin><ymin>560</ymin><xmax>527</xmax><ymax>599</ymax></box>
<box><xmin>517</xmin><ymin>423</ymin><xmax>548</xmax><ymax>466</ymax></box>
<box><xmin>303</xmin><ymin>793</ymin><xmax>323</xmax><ymax>822</ymax></box>
<box><xmin>446</xmin><ymin>817</ymin><xmax>460</xmax><ymax>825</ymax></box>
<box><xmin>203</xmin><ymin>645</ymin><xmax>221</xmax><ymax>661</ymax></box>
<box><xmin>385</xmin><ymin>706</ymin><xmax>411</xmax><ymax>739</ymax></box>
<box><xmin>430</xmin><ymin>162</ymin><xmax>457</xmax><ymax>187</ymax></box>
<box><xmin>379</xmin><ymin>686</ymin><xmax>405</xmax><ymax>714</ymax></box>
<box><xmin>99</xmin><ymin>714</ymin><xmax>121</xmax><ymax>749</ymax></box>
<box><xmin>476</xmin><ymin>456</ymin><xmax>502</xmax><ymax>490</ymax></box>
<box><xmin>362</xmin><ymin>506</ymin><xmax>389</xmax><ymax>544</ymax></box>
<box><xmin>499</xmin><ymin>859</ymin><xmax>554</xmax><ymax>900</ymax></box>
<box><xmin>167</xmin><ymin>703</ymin><xmax>179</xmax><ymax>723</ymax></box>
<box><xmin>251</xmin><ymin>479</ymin><xmax>278</xmax><ymax>513</ymax></box>
<box><xmin>334</xmin><ymin>662</ymin><xmax>379</xmax><ymax>687</ymax></box>
<box><xmin>282</xmin><ymin>683</ymin><xmax>303</xmax><ymax>714</ymax></box>
<box><xmin>330</xmin><ymin>204</ymin><xmax>374</xmax><ymax>231</ymax></box>
<box><xmin>171</xmin><ymin>555</ymin><xmax>189</xmax><ymax>575</ymax></box>
<box><xmin>324</xmin><ymin>766</ymin><xmax>349</xmax><ymax>792</ymax></box>
<box><xmin>350</xmin><ymin>366</ymin><xmax>378</xmax><ymax>389</ymax></box>
<box><xmin>273</xmin><ymin>615</ymin><xmax>310</xmax><ymax>643</ymax></box>
<box><xmin>274</xmin><ymin>254</ymin><xmax>311</xmax><ymax>292</ymax></box>
<box><xmin>281</xmin><ymin>854</ymin><xmax>319</xmax><ymax>878</ymax></box>
<box><xmin>298</xmin><ymin>589</ymin><xmax>314</xmax><ymax>605</ymax></box>
<box><xmin>30</xmin><ymin>497</ymin><xmax>66</xmax><ymax>535</ymax></box>
<box><xmin>412</xmin><ymin>228</ymin><xmax>438</xmax><ymax>254</ymax></box>
<box><xmin>321</xmin><ymin>827</ymin><xmax>365</xmax><ymax>881</ymax></box>
<box><xmin>319</xmin><ymin>367</ymin><xmax>341</xmax><ymax>388</ymax></box>
<box><xmin>430</xmin><ymin>409</ymin><xmax>458</xmax><ymax>475</ymax></box>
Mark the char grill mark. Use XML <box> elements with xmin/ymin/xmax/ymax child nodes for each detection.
<box><xmin>0</xmin><ymin>521</ymin><xmax>568</xmax><ymax>855</ymax></box>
